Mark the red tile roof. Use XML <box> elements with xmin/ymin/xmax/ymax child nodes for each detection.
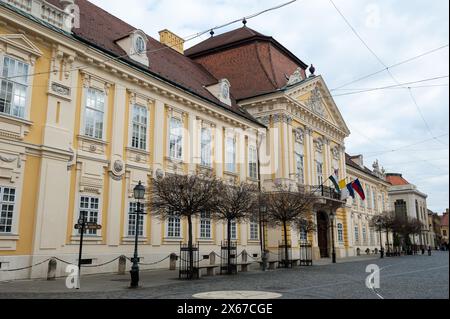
<box><xmin>40</xmin><ymin>0</ymin><xmax>259</xmax><ymax>123</ymax></box>
<box><xmin>386</xmin><ymin>174</ymin><xmax>410</xmax><ymax>186</ymax></box>
<box><xmin>185</xmin><ymin>27</ymin><xmax>309</xmax><ymax>100</ymax></box>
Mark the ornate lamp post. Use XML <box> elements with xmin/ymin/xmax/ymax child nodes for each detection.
<box><xmin>376</xmin><ymin>218</ymin><xmax>384</xmax><ymax>259</ymax></box>
<box><xmin>130</xmin><ymin>181</ymin><xmax>145</xmax><ymax>288</ymax></box>
<box><xmin>330</xmin><ymin>212</ymin><xmax>337</xmax><ymax>264</ymax></box>
<box><xmin>260</xmin><ymin>202</ymin><xmax>268</xmax><ymax>271</ymax></box>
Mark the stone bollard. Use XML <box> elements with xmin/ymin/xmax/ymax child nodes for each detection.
<box><xmin>241</xmin><ymin>250</ymin><xmax>248</xmax><ymax>263</ymax></box>
<box><xmin>47</xmin><ymin>258</ymin><xmax>57</xmax><ymax>281</ymax></box>
<box><xmin>169</xmin><ymin>253</ymin><xmax>178</xmax><ymax>271</ymax></box>
<box><xmin>209</xmin><ymin>252</ymin><xmax>216</xmax><ymax>266</ymax></box>
<box><xmin>118</xmin><ymin>255</ymin><xmax>127</xmax><ymax>275</ymax></box>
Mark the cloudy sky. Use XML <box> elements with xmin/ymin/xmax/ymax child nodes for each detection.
<box><xmin>89</xmin><ymin>0</ymin><xmax>449</xmax><ymax>212</ymax></box>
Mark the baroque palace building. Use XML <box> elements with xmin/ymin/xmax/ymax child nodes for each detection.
<box><xmin>345</xmin><ymin>155</ymin><xmax>391</xmax><ymax>255</ymax></box>
<box><xmin>0</xmin><ymin>0</ymin><xmax>356</xmax><ymax>280</ymax></box>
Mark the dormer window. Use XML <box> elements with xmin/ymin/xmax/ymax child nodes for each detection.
<box><xmin>205</xmin><ymin>78</ymin><xmax>232</xmax><ymax>106</ymax></box>
<box><xmin>115</xmin><ymin>30</ymin><xmax>149</xmax><ymax>67</ymax></box>
<box><xmin>135</xmin><ymin>36</ymin><xmax>146</xmax><ymax>54</ymax></box>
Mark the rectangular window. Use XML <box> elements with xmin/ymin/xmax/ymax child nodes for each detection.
<box><xmin>200</xmin><ymin>128</ymin><xmax>212</xmax><ymax>167</ymax></box>
<box><xmin>381</xmin><ymin>193</ymin><xmax>386</xmax><ymax>211</ymax></box>
<box><xmin>248</xmin><ymin>146</ymin><xmax>258</xmax><ymax>180</ymax></box>
<box><xmin>362</xmin><ymin>227</ymin><xmax>367</xmax><ymax>244</ymax></box>
<box><xmin>299</xmin><ymin>228</ymin><xmax>308</xmax><ymax>243</ymax></box>
<box><xmin>366</xmin><ymin>186</ymin><xmax>372</xmax><ymax>209</ymax></box>
<box><xmin>169</xmin><ymin>117</ymin><xmax>183</xmax><ymax>160</ymax></box>
<box><xmin>229</xmin><ymin>220</ymin><xmax>237</xmax><ymax>240</ymax></box>
<box><xmin>84</xmin><ymin>88</ymin><xmax>105</xmax><ymax>139</ymax></box>
<box><xmin>78</xmin><ymin>196</ymin><xmax>99</xmax><ymax>236</ymax></box>
<box><xmin>128</xmin><ymin>202</ymin><xmax>145</xmax><ymax>237</ymax></box>
<box><xmin>337</xmin><ymin>223</ymin><xmax>344</xmax><ymax>243</ymax></box>
<box><xmin>250</xmin><ymin>218</ymin><xmax>259</xmax><ymax>241</ymax></box>
<box><xmin>316</xmin><ymin>161</ymin><xmax>323</xmax><ymax>185</ymax></box>
<box><xmin>0</xmin><ymin>186</ymin><xmax>15</xmax><ymax>233</ymax></box>
<box><xmin>354</xmin><ymin>226</ymin><xmax>360</xmax><ymax>243</ymax></box>
<box><xmin>0</xmin><ymin>56</ymin><xmax>29</xmax><ymax>118</ymax></box>
<box><xmin>200</xmin><ymin>211</ymin><xmax>211</xmax><ymax>239</ymax></box>
<box><xmin>131</xmin><ymin>105</ymin><xmax>148</xmax><ymax>150</ymax></box>
<box><xmin>225</xmin><ymin>137</ymin><xmax>236</xmax><ymax>173</ymax></box>
<box><xmin>295</xmin><ymin>154</ymin><xmax>304</xmax><ymax>185</ymax></box>
<box><xmin>167</xmin><ymin>212</ymin><xmax>181</xmax><ymax>238</ymax></box>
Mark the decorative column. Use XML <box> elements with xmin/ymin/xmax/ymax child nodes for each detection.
<box><xmin>304</xmin><ymin>127</ymin><xmax>314</xmax><ymax>186</ymax></box>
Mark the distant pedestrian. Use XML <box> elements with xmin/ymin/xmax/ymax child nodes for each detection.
<box><xmin>428</xmin><ymin>246</ymin><xmax>432</xmax><ymax>256</ymax></box>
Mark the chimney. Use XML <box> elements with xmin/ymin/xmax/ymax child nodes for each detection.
<box><xmin>159</xmin><ymin>29</ymin><xmax>184</xmax><ymax>55</ymax></box>
<box><xmin>350</xmin><ymin>155</ymin><xmax>364</xmax><ymax>167</ymax></box>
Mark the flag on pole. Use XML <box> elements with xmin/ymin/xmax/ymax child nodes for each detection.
<box><xmin>352</xmin><ymin>179</ymin><xmax>366</xmax><ymax>200</ymax></box>
<box><xmin>329</xmin><ymin>174</ymin><xmax>340</xmax><ymax>193</ymax></box>
<box><xmin>346</xmin><ymin>183</ymin><xmax>356</xmax><ymax>199</ymax></box>
<box><xmin>338</xmin><ymin>179</ymin><xmax>347</xmax><ymax>190</ymax></box>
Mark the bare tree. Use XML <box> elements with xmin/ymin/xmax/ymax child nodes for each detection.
<box><xmin>263</xmin><ymin>184</ymin><xmax>318</xmax><ymax>267</ymax></box>
<box><xmin>213</xmin><ymin>181</ymin><xmax>258</xmax><ymax>274</ymax></box>
<box><xmin>150</xmin><ymin>172</ymin><xmax>220</xmax><ymax>278</ymax></box>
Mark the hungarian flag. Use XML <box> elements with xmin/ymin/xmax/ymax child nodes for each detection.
<box><xmin>330</xmin><ymin>175</ymin><xmax>341</xmax><ymax>193</ymax></box>
<box><xmin>352</xmin><ymin>179</ymin><xmax>366</xmax><ymax>200</ymax></box>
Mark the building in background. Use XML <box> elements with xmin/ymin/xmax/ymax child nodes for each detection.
<box><xmin>386</xmin><ymin>173</ymin><xmax>430</xmax><ymax>247</ymax></box>
<box><xmin>345</xmin><ymin>155</ymin><xmax>391</xmax><ymax>256</ymax></box>
<box><xmin>441</xmin><ymin>210</ymin><xmax>449</xmax><ymax>247</ymax></box>
<box><xmin>428</xmin><ymin>210</ymin><xmax>442</xmax><ymax>249</ymax></box>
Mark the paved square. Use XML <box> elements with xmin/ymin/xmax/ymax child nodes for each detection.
<box><xmin>0</xmin><ymin>252</ymin><xmax>448</xmax><ymax>299</ymax></box>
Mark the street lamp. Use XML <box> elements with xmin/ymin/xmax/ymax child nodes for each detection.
<box><xmin>376</xmin><ymin>218</ymin><xmax>384</xmax><ymax>259</ymax></box>
<box><xmin>330</xmin><ymin>212</ymin><xmax>337</xmax><ymax>264</ymax></box>
<box><xmin>130</xmin><ymin>181</ymin><xmax>145</xmax><ymax>289</ymax></box>
<box><xmin>260</xmin><ymin>202</ymin><xmax>268</xmax><ymax>271</ymax></box>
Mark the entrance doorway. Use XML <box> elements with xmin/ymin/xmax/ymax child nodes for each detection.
<box><xmin>317</xmin><ymin>211</ymin><xmax>329</xmax><ymax>258</ymax></box>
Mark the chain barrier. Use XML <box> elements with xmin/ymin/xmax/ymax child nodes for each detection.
<box><xmin>0</xmin><ymin>258</ymin><xmax>52</xmax><ymax>272</ymax></box>
<box><xmin>81</xmin><ymin>256</ymin><xmax>122</xmax><ymax>268</ymax></box>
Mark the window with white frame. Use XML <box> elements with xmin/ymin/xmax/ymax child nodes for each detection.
<box><xmin>225</xmin><ymin>137</ymin><xmax>236</xmax><ymax>173</ymax></box>
<box><xmin>295</xmin><ymin>141</ymin><xmax>304</xmax><ymax>184</ymax></box>
<box><xmin>299</xmin><ymin>227</ymin><xmax>308</xmax><ymax>243</ymax></box>
<box><xmin>354</xmin><ymin>226</ymin><xmax>360</xmax><ymax>243</ymax></box>
<box><xmin>370</xmin><ymin>229</ymin><xmax>375</xmax><ymax>246</ymax></box>
<box><xmin>0</xmin><ymin>56</ymin><xmax>29</xmax><ymax>119</ymax></box>
<box><xmin>362</xmin><ymin>227</ymin><xmax>367</xmax><ymax>244</ymax></box>
<box><xmin>229</xmin><ymin>220</ymin><xmax>237</xmax><ymax>240</ymax></box>
<box><xmin>250</xmin><ymin>217</ymin><xmax>259</xmax><ymax>241</ymax></box>
<box><xmin>0</xmin><ymin>186</ymin><xmax>16</xmax><ymax>234</ymax></box>
<box><xmin>372</xmin><ymin>190</ymin><xmax>377</xmax><ymax>211</ymax></box>
<box><xmin>315</xmin><ymin>150</ymin><xmax>323</xmax><ymax>185</ymax></box>
<box><xmin>200</xmin><ymin>127</ymin><xmax>212</xmax><ymax>167</ymax></box>
<box><xmin>131</xmin><ymin>104</ymin><xmax>148</xmax><ymax>150</ymax></box>
<box><xmin>167</xmin><ymin>211</ymin><xmax>181</xmax><ymax>238</ymax></box>
<box><xmin>200</xmin><ymin>211</ymin><xmax>212</xmax><ymax>239</ymax></box>
<box><xmin>127</xmin><ymin>202</ymin><xmax>145</xmax><ymax>237</ymax></box>
<box><xmin>78</xmin><ymin>196</ymin><xmax>100</xmax><ymax>235</ymax></box>
<box><xmin>366</xmin><ymin>186</ymin><xmax>372</xmax><ymax>209</ymax></box>
<box><xmin>382</xmin><ymin>193</ymin><xmax>386</xmax><ymax>211</ymax></box>
<box><xmin>248</xmin><ymin>145</ymin><xmax>258</xmax><ymax>180</ymax></box>
<box><xmin>337</xmin><ymin>223</ymin><xmax>344</xmax><ymax>243</ymax></box>
<box><xmin>169</xmin><ymin>117</ymin><xmax>183</xmax><ymax>160</ymax></box>
<box><xmin>84</xmin><ymin>88</ymin><xmax>105</xmax><ymax>139</ymax></box>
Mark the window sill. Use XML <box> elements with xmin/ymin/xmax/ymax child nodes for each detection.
<box><xmin>70</xmin><ymin>235</ymin><xmax>103</xmax><ymax>243</ymax></box>
<box><xmin>0</xmin><ymin>234</ymin><xmax>19</xmax><ymax>241</ymax></box>
<box><xmin>126</xmin><ymin>147</ymin><xmax>150</xmax><ymax>155</ymax></box>
<box><xmin>77</xmin><ymin>135</ymin><xmax>108</xmax><ymax>145</ymax></box>
<box><xmin>0</xmin><ymin>113</ymin><xmax>32</xmax><ymax>126</ymax></box>
<box><xmin>122</xmin><ymin>237</ymin><xmax>148</xmax><ymax>243</ymax></box>
<box><xmin>224</xmin><ymin>171</ymin><xmax>238</xmax><ymax>177</ymax></box>
<box><xmin>163</xmin><ymin>237</ymin><xmax>183</xmax><ymax>242</ymax></box>
<box><xmin>165</xmin><ymin>157</ymin><xmax>184</xmax><ymax>164</ymax></box>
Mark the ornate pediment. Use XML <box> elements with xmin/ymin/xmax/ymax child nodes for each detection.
<box><xmin>287</xmin><ymin>67</ymin><xmax>305</xmax><ymax>86</ymax></box>
<box><xmin>306</xmin><ymin>87</ymin><xmax>327</xmax><ymax>119</ymax></box>
<box><xmin>0</xmin><ymin>34</ymin><xmax>43</xmax><ymax>60</ymax></box>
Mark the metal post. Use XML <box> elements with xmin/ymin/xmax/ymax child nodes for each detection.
<box><xmin>331</xmin><ymin>216</ymin><xmax>336</xmax><ymax>264</ymax></box>
<box><xmin>130</xmin><ymin>202</ymin><xmax>140</xmax><ymax>288</ymax></box>
<box><xmin>77</xmin><ymin>218</ymin><xmax>85</xmax><ymax>290</ymax></box>
<box><xmin>379</xmin><ymin>229</ymin><xmax>384</xmax><ymax>259</ymax></box>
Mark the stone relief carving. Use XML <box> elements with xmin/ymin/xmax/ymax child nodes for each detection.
<box><xmin>67</xmin><ymin>147</ymin><xmax>76</xmax><ymax>170</ymax></box>
<box><xmin>109</xmin><ymin>159</ymin><xmax>125</xmax><ymax>181</ymax></box>
<box><xmin>51</xmin><ymin>82</ymin><xmax>71</xmax><ymax>96</ymax></box>
<box><xmin>0</xmin><ymin>154</ymin><xmax>21</xmax><ymax>169</ymax></box>
<box><xmin>314</xmin><ymin>138</ymin><xmax>324</xmax><ymax>153</ymax></box>
<box><xmin>332</xmin><ymin>146</ymin><xmax>340</xmax><ymax>160</ymax></box>
<box><xmin>307</xmin><ymin>87</ymin><xmax>327</xmax><ymax>119</ymax></box>
<box><xmin>293</xmin><ymin>128</ymin><xmax>304</xmax><ymax>144</ymax></box>
<box><xmin>287</xmin><ymin>67</ymin><xmax>304</xmax><ymax>86</ymax></box>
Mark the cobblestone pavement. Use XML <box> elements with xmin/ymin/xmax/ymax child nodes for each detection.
<box><xmin>0</xmin><ymin>252</ymin><xmax>448</xmax><ymax>299</ymax></box>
